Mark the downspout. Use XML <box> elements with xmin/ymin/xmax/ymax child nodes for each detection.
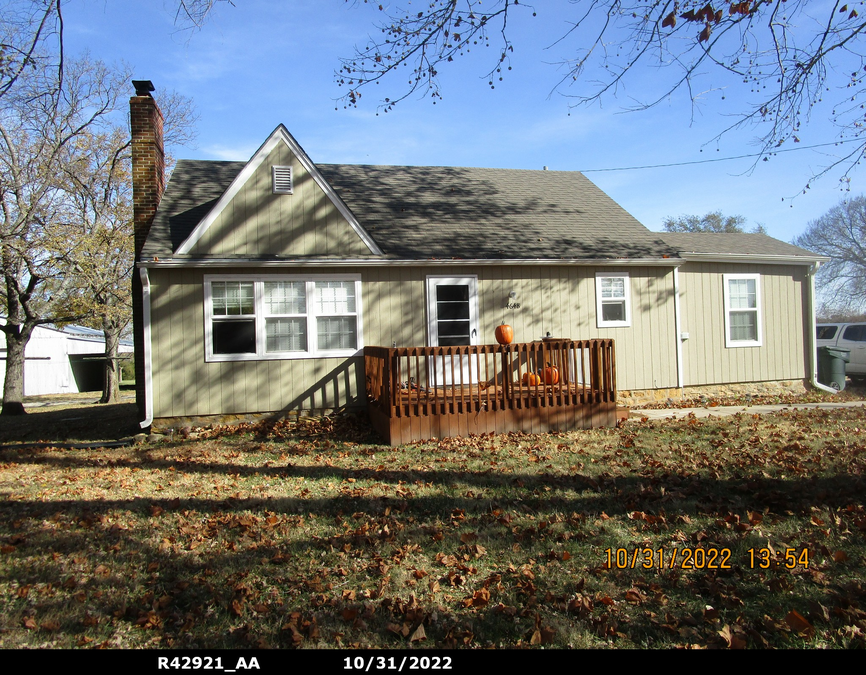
<box><xmin>673</xmin><ymin>267</ymin><xmax>684</xmax><ymax>393</ymax></box>
<box><xmin>139</xmin><ymin>267</ymin><xmax>154</xmax><ymax>429</ymax></box>
<box><xmin>807</xmin><ymin>262</ymin><xmax>836</xmax><ymax>394</ymax></box>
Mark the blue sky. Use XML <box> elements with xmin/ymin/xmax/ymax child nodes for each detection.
<box><xmin>65</xmin><ymin>0</ymin><xmax>864</xmax><ymax>240</ymax></box>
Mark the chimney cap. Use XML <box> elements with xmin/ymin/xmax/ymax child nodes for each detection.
<box><xmin>132</xmin><ymin>80</ymin><xmax>155</xmax><ymax>96</ymax></box>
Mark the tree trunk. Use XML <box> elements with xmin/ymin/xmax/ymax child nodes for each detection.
<box><xmin>100</xmin><ymin>321</ymin><xmax>121</xmax><ymax>404</ymax></box>
<box><xmin>1</xmin><ymin>325</ymin><xmax>30</xmax><ymax>416</ymax></box>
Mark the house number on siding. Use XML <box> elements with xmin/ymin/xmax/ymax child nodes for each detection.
<box><xmin>505</xmin><ymin>302</ymin><xmax>521</xmax><ymax>309</ymax></box>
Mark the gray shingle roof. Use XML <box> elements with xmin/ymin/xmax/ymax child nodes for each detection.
<box><xmin>659</xmin><ymin>232</ymin><xmax>822</xmax><ymax>259</ymax></box>
<box><xmin>144</xmin><ymin>159</ymin><xmax>820</xmax><ymax>263</ymax></box>
<box><xmin>144</xmin><ymin>160</ymin><xmax>678</xmax><ymax>260</ymax></box>
<box><xmin>144</xmin><ymin>160</ymin><xmax>245</xmax><ymax>257</ymax></box>
<box><xmin>316</xmin><ymin>165</ymin><xmax>676</xmax><ymax>260</ymax></box>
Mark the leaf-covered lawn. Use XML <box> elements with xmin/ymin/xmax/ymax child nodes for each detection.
<box><xmin>1</xmin><ymin>408</ymin><xmax>865</xmax><ymax>649</ymax></box>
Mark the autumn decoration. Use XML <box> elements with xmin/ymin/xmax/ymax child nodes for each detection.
<box><xmin>521</xmin><ymin>371</ymin><xmax>541</xmax><ymax>386</ymax></box>
<box><xmin>495</xmin><ymin>323</ymin><xmax>514</xmax><ymax>345</ymax></box>
<box><xmin>543</xmin><ymin>364</ymin><xmax>560</xmax><ymax>385</ymax></box>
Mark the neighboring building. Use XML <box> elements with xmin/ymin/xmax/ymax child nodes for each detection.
<box><xmin>0</xmin><ymin>322</ymin><xmax>133</xmax><ymax>396</ymax></box>
<box><xmin>129</xmin><ymin>83</ymin><xmax>827</xmax><ymax>439</ymax></box>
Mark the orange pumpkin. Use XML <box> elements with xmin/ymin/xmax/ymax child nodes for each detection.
<box><xmin>495</xmin><ymin>323</ymin><xmax>514</xmax><ymax>345</ymax></box>
<box><xmin>522</xmin><ymin>371</ymin><xmax>541</xmax><ymax>386</ymax></box>
<box><xmin>543</xmin><ymin>365</ymin><xmax>560</xmax><ymax>385</ymax></box>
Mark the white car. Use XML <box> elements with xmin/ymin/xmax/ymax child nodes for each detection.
<box><xmin>816</xmin><ymin>323</ymin><xmax>866</xmax><ymax>381</ymax></box>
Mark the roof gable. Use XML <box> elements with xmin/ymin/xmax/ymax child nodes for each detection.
<box><xmin>175</xmin><ymin>125</ymin><xmax>382</xmax><ymax>256</ymax></box>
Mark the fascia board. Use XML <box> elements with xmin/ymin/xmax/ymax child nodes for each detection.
<box><xmin>175</xmin><ymin>125</ymin><xmax>383</xmax><ymax>256</ymax></box>
<box><xmin>677</xmin><ymin>252</ymin><xmax>830</xmax><ymax>265</ymax></box>
<box><xmin>139</xmin><ymin>257</ymin><xmax>686</xmax><ymax>269</ymax></box>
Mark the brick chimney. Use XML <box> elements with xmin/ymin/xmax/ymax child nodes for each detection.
<box><xmin>130</xmin><ymin>80</ymin><xmax>164</xmax><ymax>426</ymax></box>
<box><xmin>130</xmin><ymin>79</ymin><xmax>165</xmax><ymax>257</ymax></box>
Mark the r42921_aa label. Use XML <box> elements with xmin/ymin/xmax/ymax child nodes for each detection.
<box><xmin>158</xmin><ymin>657</ymin><xmax>260</xmax><ymax>671</ymax></box>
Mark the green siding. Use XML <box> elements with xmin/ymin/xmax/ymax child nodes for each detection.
<box><xmin>187</xmin><ymin>142</ymin><xmax>371</xmax><ymax>257</ymax></box>
<box><xmin>148</xmin><ymin>265</ymin><xmax>680</xmax><ymax>418</ymax></box>
<box><xmin>678</xmin><ymin>262</ymin><xmax>809</xmax><ymax>386</ymax></box>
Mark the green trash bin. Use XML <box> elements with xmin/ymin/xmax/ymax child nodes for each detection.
<box><xmin>818</xmin><ymin>346</ymin><xmax>850</xmax><ymax>391</ymax></box>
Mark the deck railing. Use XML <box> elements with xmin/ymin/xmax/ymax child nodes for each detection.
<box><xmin>364</xmin><ymin>339</ymin><xmax>616</xmax><ymax>420</ymax></box>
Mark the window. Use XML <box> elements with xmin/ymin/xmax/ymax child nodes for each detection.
<box><xmin>817</xmin><ymin>325</ymin><xmax>838</xmax><ymax>340</ymax></box>
<box><xmin>272</xmin><ymin>165</ymin><xmax>293</xmax><ymax>194</ymax></box>
<box><xmin>842</xmin><ymin>325</ymin><xmax>866</xmax><ymax>342</ymax></box>
<box><xmin>595</xmin><ymin>272</ymin><xmax>631</xmax><ymax>328</ymax></box>
<box><xmin>204</xmin><ymin>275</ymin><xmax>362</xmax><ymax>361</ymax></box>
<box><xmin>723</xmin><ymin>273</ymin><xmax>761</xmax><ymax>347</ymax></box>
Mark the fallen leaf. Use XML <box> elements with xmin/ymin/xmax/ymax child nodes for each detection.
<box><xmin>409</xmin><ymin>624</ymin><xmax>427</xmax><ymax>642</ymax></box>
<box><xmin>784</xmin><ymin>610</ymin><xmax>815</xmax><ymax>638</ymax></box>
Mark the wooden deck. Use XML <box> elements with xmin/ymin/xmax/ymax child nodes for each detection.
<box><xmin>364</xmin><ymin>339</ymin><xmax>617</xmax><ymax>445</ymax></box>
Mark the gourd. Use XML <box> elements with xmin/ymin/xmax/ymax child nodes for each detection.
<box><xmin>495</xmin><ymin>323</ymin><xmax>514</xmax><ymax>345</ymax></box>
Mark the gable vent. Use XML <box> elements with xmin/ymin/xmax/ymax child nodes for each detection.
<box><xmin>272</xmin><ymin>165</ymin><xmax>293</xmax><ymax>194</ymax></box>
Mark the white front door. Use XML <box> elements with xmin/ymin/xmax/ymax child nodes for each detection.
<box><xmin>426</xmin><ymin>276</ymin><xmax>479</xmax><ymax>385</ymax></box>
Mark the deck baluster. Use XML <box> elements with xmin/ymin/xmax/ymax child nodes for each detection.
<box><xmin>364</xmin><ymin>340</ymin><xmax>618</xmax><ymax>444</ymax></box>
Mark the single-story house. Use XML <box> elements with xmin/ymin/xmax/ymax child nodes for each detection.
<box><xmin>129</xmin><ymin>82</ymin><xmax>828</xmax><ymax>443</ymax></box>
<box><xmin>0</xmin><ymin>321</ymin><xmax>133</xmax><ymax>396</ymax></box>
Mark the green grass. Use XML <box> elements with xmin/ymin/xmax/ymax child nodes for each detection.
<box><xmin>1</xmin><ymin>408</ymin><xmax>865</xmax><ymax>649</ymax></box>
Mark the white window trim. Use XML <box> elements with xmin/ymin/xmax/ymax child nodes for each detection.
<box><xmin>595</xmin><ymin>271</ymin><xmax>631</xmax><ymax>328</ymax></box>
<box><xmin>203</xmin><ymin>274</ymin><xmax>363</xmax><ymax>362</ymax></box>
<box><xmin>723</xmin><ymin>273</ymin><xmax>762</xmax><ymax>348</ymax></box>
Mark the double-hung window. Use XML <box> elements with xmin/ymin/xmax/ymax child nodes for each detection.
<box><xmin>723</xmin><ymin>273</ymin><xmax>761</xmax><ymax>347</ymax></box>
<box><xmin>595</xmin><ymin>272</ymin><xmax>631</xmax><ymax>328</ymax></box>
<box><xmin>204</xmin><ymin>274</ymin><xmax>362</xmax><ymax>361</ymax></box>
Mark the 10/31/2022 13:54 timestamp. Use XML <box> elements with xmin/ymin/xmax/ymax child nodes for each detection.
<box><xmin>604</xmin><ymin>547</ymin><xmax>810</xmax><ymax>570</ymax></box>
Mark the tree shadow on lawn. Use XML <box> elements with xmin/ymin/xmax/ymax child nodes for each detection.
<box><xmin>0</xmin><ymin>401</ymin><xmax>140</xmax><ymax>445</ymax></box>
<box><xmin>2</xmin><ymin>464</ymin><xmax>863</xmax><ymax>522</ymax></box>
<box><xmin>2</xmin><ymin>480</ymin><xmax>865</xmax><ymax>649</ymax></box>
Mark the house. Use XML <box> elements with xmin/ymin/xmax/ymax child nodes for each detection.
<box><xmin>130</xmin><ymin>81</ymin><xmax>828</xmax><ymax>443</ymax></box>
<box><xmin>0</xmin><ymin>321</ymin><xmax>133</xmax><ymax>396</ymax></box>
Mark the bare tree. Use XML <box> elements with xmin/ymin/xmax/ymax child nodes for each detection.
<box><xmin>177</xmin><ymin>0</ymin><xmax>866</xmax><ymax>180</ymax></box>
<box><xmin>53</xmin><ymin>127</ymin><xmax>133</xmax><ymax>404</ymax></box>
<box><xmin>794</xmin><ymin>195</ymin><xmax>866</xmax><ymax>312</ymax></box>
<box><xmin>55</xmin><ymin>92</ymin><xmax>197</xmax><ymax>405</ymax></box>
<box><xmin>0</xmin><ymin>0</ymin><xmax>63</xmax><ymax>102</ymax></box>
<box><xmin>663</xmin><ymin>211</ymin><xmax>766</xmax><ymax>233</ymax></box>
<box><xmin>0</xmin><ymin>56</ymin><xmax>129</xmax><ymax>415</ymax></box>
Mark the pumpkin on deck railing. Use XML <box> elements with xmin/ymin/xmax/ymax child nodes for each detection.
<box><xmin>495</xmin><ymin>323</ymin><xmax>514</xmax><ymax>345</ymax></box>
